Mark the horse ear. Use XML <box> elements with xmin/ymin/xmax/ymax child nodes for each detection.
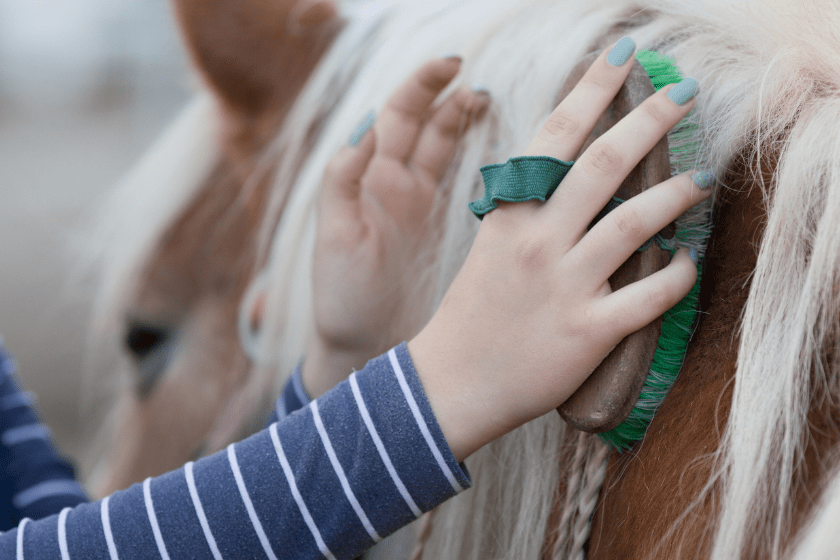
<box><xmin>173</xmin><ymin>0</ymin><xmax>340</xmax><ymax>121</ymax></box>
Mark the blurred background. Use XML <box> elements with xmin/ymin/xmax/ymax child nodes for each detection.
<box><xmin>0</xmin><ymin>0</ymin><xmax>193</xmax><ymax>458</ymax></box>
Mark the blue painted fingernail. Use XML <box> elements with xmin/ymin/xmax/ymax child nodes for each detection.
<box><xmin>349</xmin><ymin>110</ymin><xmax>375</xmax><ymax>146</ymax></box>
<box><xmin>667</xmin><ymin>78</ymin><xmax>699</xmax><ymax>105</ymax></box>
<box><xmin>691</xmin><ymin>169</ymin><xmax>716</xmax><ymax>190</ymax></box>
<box><xmin>607</xmin><ymin>36</ymin><xmax>636</xmax><ymax>66</ymax></box>
<box><xmin>471</xmin><ymin>82</ymin><xmax>490</xmax><ymax>94</ymax></box>
<box><xmin>689</xmin><ymin>248</ymin><xmax>699</xmax><ymax>265</ymax></box>
<box><xmin>442</xmin><ymin>52</ymin><xmax>462</xmax><ymax>61</ymax></box>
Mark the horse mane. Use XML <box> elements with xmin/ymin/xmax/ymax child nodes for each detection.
<box><xmin>85</xmin><ymin>0</ymin><xmax>840</xmax><ymax>556</ymax></box>
<box><xmin>246</xmin><ymin>0</ymin><xmax>840</xmax><ymax>557</ymax></box>
<box><xmin>789</xmin><ymin>462</ymin><xmax>840</xmax><ymax>559</ymax></box>
<box><xmin>675</xmin><ymin>1</ymin><xmax>840</xmax><ymax>558</ymax></box>
<box><xmin>83</xmin><ymin>92</ymin><xmax>220</xmax><ymax>334</ymax></box>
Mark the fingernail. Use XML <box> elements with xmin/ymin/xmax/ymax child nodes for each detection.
<box><xmin>691</xmin><ymin>169</ymin><xmax>716</xmax><ymax>190</ymax></box>
<box><xmin>442</xmin><ymin>52</ymin><xmax>462</xmax><ymax>62</ymax></box>
<box><xmin>471</xmin><ymin>82</ymin><xmax>490</xmax><ymax>95</ymax></box>
<box><xmin>607</xmin><ymin>36</ymin><xmax>636</xmax><ymax>66</ymax></box>
<box><xmin>349</xmin><ymin>110</ymin><xmax>375</xmax><ymax>146</ymax></box>
<box><xmin>667</xmin><ymin>78</ymin><xmax>699</xmax><ymax>105</ymax></box>
<box><xmin>689</xmin><ymin>247</ymin><xmax>699</xmax><ymax>265</ymax></box>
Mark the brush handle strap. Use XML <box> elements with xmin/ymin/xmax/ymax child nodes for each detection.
<box><xmin>469</xmin><ymin>157</ymin><xmax>677</xmax><ymax>251</ymax></box>
<box><xmin>469</xmin><ymin>156</ymin><xmax>574</xmax><ymax>219</ymax></box>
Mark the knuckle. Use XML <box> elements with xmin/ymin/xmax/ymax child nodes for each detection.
<box><xmin>515</xmin><ymin>238</ymin><xmax>549</xmax><ymax>274</ymax></box>
<box><xmin>578</xmin><ymin>75</ymin><xmax>611</xmax><ymax>93</ymax></box>
<box><xmin>453</xmin><ymin>87</ymin><xmax>474</xmax><ymax>109</ymax></box>
<box><xmin>436</xmin><ymin>112</ymin><xmax>467</xmax><ymax>138</ymax></box>
<box><xmin>681</xmin><ymin>173</ymin><xmax>707</xmax><ymax>203</ymax></box>
<box><xmin>512</xmin><ymin>225</ymin><xmax>553</xmax><ymax>274</ymax></box>
<box><xmin>642</xmin><ymin>99</ymin><xmax>672</xmax><ymax>127</ymax></box>
<box><xmin>679</xmin><ymin>183</ymin><xmax>698</xmax><ymax>209</ymax></box>
<box><xmin>434</xmin><ymin>119</ymin><xmax>459</xmax><ymax>140</ymax></box>
<box><xmin>583</xmin><ymin>143</ymin><xmax>624</xmax><ymax>175</ymax></box>
<box><xmin>383</xmin><ymin>174</ymin><xmax>426</xmax><ymax>213</ymax></box>
<box><xmin>542</xmin><ymin>111</ymin><xmax>580</xmax><ymax>139</ymax></box>
<box><xmin>577</xmin><ymin>305</ymin><xmax>600</xmax><ymax>338</ymax></box>
<box><xmin>612</xmin><ymin>206</ymin><xmax>646</xmax><ymax>238</ymax></box>
<box><xmin>645</xmin><ymin>284</ymin><xmax>672</xmax><ymax>312</ymax></box>
<box><xmin>387</xmin><ymin>99</ymin><xmax>421</xmax><ymax>123</ymax></box>
<box><xmin>460</xmin><ymin>93</ymin><xmax>488</xmax><ymax>126</ymax></box>
<box><xmin>678</xmin><ymin>258</ymin><xmax>698</xmax><ymax>290</ymax></box>
<box><xmin>653</xmin><ymin>271</ymin><xmax>690</xmax><ymax>311</ymax></box>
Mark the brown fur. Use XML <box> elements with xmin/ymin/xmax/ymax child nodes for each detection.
<box><xmin>588</xmin><ymin>156</ymin><xmax>840</xmax><ymax>558</ymax></box>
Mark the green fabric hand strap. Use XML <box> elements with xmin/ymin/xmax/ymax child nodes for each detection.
<box><xmin>469</xmin><ymin>155</ymin><xmax>673</xmax><ymax>251</ymax></box>
<box><xmin>469</xmin><ymin>156</ymin><xmax>574</xmax><ymax>219</ymax></box>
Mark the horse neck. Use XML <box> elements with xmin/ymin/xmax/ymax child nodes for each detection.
<box><xmin>589</xmin><ymin>151</ymin><xmax>840</xmax><ymax>557</ymax></box>
<box><xmin>588</xmin><ymin>157</ymin><xmax>760</xmax><ymax>558</ymax></box>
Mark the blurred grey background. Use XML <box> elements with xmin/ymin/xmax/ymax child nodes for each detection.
<box><xmin>0</xmin><ymin>0</ymin><xmax>194</xmax><ymax>459</ymax></box>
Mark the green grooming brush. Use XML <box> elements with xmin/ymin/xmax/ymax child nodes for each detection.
<box><xmin>599</xmin><ymin>49</ymin><xmax>712</xmax><ymax>451</ymax></box>
<box><xmin>469</xmin><ymin>49</ymin><xmax>712</xmax><ymax>450</ymax></box>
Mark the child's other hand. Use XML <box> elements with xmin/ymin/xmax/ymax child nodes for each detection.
<box><xmin>409</xmin><ymin>40</ymin><xmax>712</xmax><ymax>461</ymax></box>
<box><xmin>304</xmin><ymin>58</ymin><xmax>489</xmax><ymax>397</ymax></box>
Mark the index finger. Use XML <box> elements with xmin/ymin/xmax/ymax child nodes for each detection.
<box><xmin>523</xmin><ymin>36</ymin><xmax>637</xmax><ymax>161</ymax></box>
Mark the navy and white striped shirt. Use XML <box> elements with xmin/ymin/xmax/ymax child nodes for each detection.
<box><xmin>267</xmin><ymin>361</ymin><xmax>312</xmax><ymax>425</ymax></box>
<box><xmin>0</xmin><ymin>343</ymin><xmax>471</xmax><ymax>558</ymax></box>
<box><xmin>0</xmin><ymin>342</ymin><xmax>88</xmax><ymax>531</ymax></box>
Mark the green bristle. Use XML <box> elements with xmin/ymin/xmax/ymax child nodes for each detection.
<box><xmin>599</xmin><ymin>50</ymin><xmax>710</xmax><ymax>451</ymax></box>
<box><xmin>634</xmin><ymin>49</ymin><xmax>683</xmax><ymax>89</ymax></box>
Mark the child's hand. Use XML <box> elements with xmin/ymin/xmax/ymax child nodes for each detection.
<box><xmin>409</xmin><ymin>41</ymin><xmax>712</xmax><ymax>461</ymax></box>
<box><xmin>303</xmin><ymin>58</ymin><xmax>489</xmax><ymax>397</ymax></box>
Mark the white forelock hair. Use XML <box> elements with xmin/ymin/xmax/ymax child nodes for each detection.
<box><xmin>80</xmin><ymin>95</ymin><xmax>220</xmax><ymax>478</ymax></box>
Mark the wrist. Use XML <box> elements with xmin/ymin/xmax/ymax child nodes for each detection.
<box><xmin>301</xmin><ymin>336</ymin><xmax>376</xmax><ymax>398</ymax></box>
<box><xmin>407</xmin><ymin>317</ymin><xmax>515</xmax><ymax>463</ymax></box>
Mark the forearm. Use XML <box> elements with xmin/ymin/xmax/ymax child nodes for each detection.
<box><xmin>2</xmin><ymin>344</ymin><xmax>469</xmax><ymax>559</ymax></box>
<box><xmin>0</xmin><ymin>345</ymin><xmax>88</xmax><ymax>530</ymax></box>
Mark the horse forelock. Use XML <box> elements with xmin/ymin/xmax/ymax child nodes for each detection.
<box><xmin>79</xmin><ymin>94</ymin><xmax>224</xmax><ymax>486</ymax></box>
<box><xmin>84</xmin><ymin>94</ymin><xmax>221</xmax><ymax>329</ymax></box>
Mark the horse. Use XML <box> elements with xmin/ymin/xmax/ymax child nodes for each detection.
<box><xmin>82</xmin><ymin>0</ymin><xmax>840</xmax><ymax>558</ymax></box>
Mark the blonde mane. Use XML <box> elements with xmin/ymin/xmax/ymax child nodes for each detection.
<box><xmin>88</xmin><ymin>0</ymin><xmax>840</xmax><ymax>556</ymax></box>
<box><xmin>245</xmin><ymin>0</ymin><xmax>840</xmax><ymax>557</ymax></box>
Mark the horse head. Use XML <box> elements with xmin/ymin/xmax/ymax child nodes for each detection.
<box><xmin>88</xmin><ymin>0</ymin><xmax>341</xmax><ymax>496</ymax></box>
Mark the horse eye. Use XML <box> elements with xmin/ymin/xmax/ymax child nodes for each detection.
<box><xmin>125</xmin><ymin>323</ymin><xmax>169</xmax><ymax>360</ymax></box>
<box><xmin>124</xmin><ymin>321</ymin><xmax>177</xmax><ymax>398</ymax></box>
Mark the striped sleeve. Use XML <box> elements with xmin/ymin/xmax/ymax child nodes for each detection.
<box><xmin>0</xmin><ymin>342</ymin><xmax>471</xmax><ymax>559</ymax></box>
<box><xmin>0</xmin><ymin>341</ymin><xmax>88</xmax><ymax>532</ymax></box>
<box><xmin>266</xmin><ymin>362</ymin><xmax>311</xmax><ymax>424</ymax></box>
